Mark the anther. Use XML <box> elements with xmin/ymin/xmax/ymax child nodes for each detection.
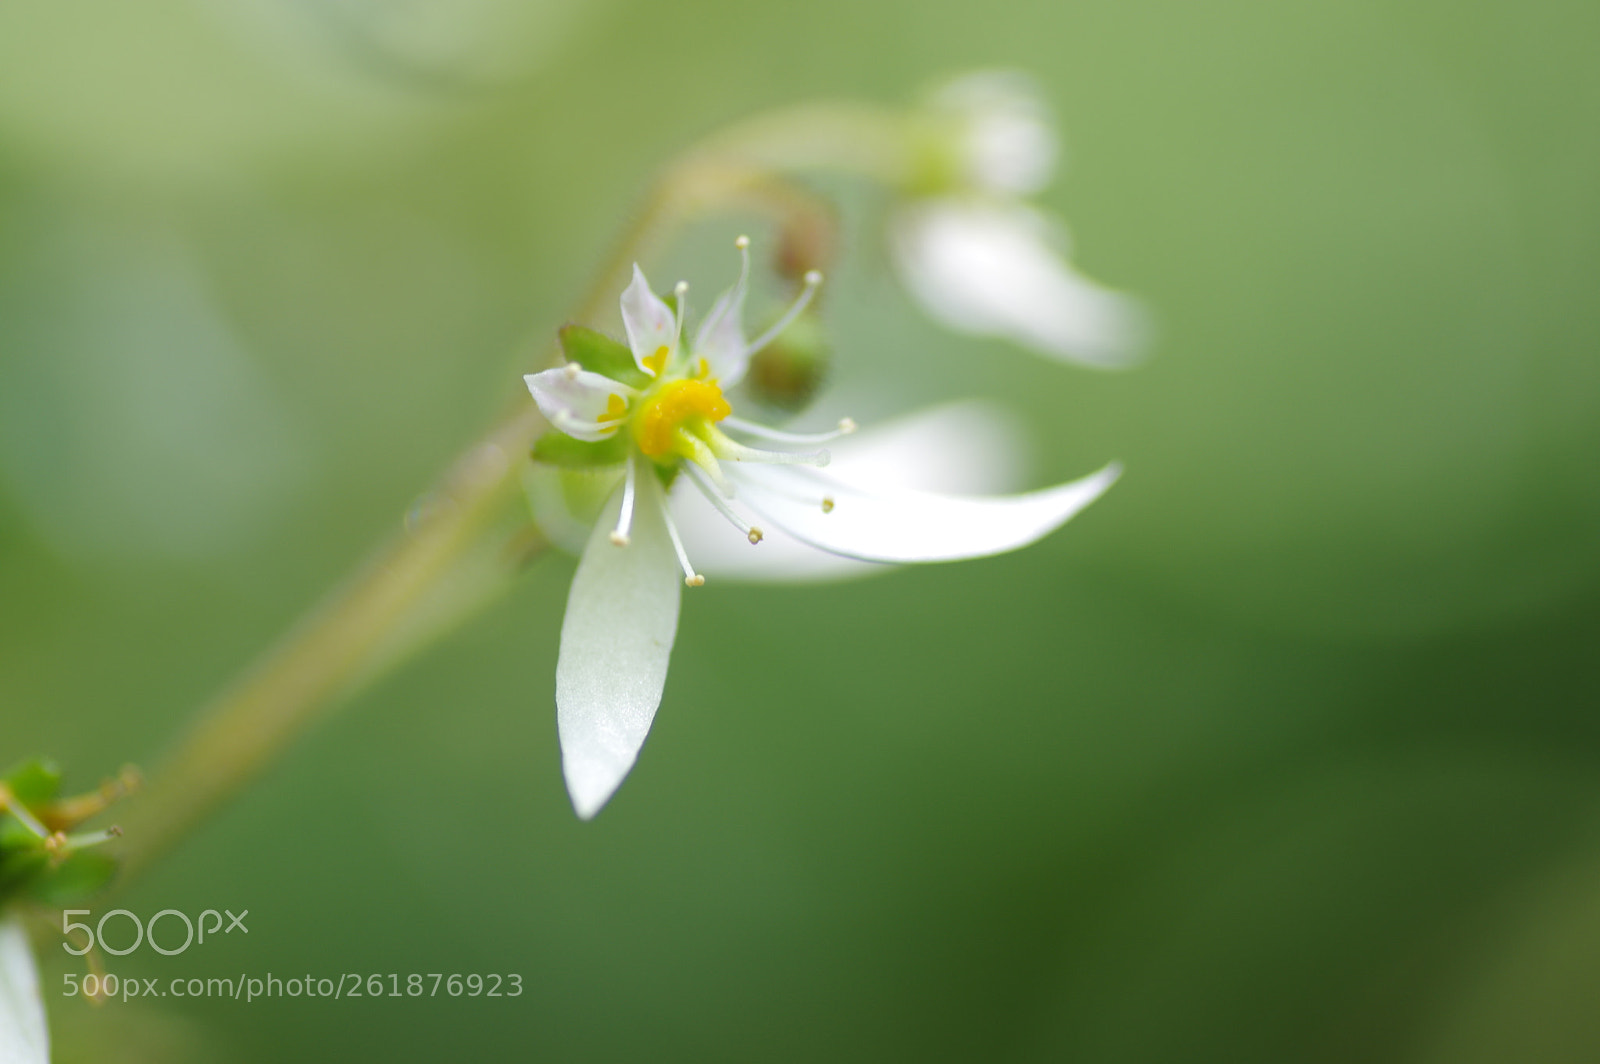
<box><xmin>804</xmin><ymin>270</ymin><xmax>823</xmax><ymax>286</ymax></box>
<box><xmin>747</xmin><ymin>528</ymin><xmax>764</xmax><ymax>545</ymax></box>
<box><xmin>685</xmin><ymin>574</ymin><xmax>706</xmax><ymax>587</ymax></box>
<box><xmin>821</xmin><ymin>497</ymin><xmax>835</xmax><ymax>513</ymax></box>
<box><xmin>563</xmin><ymin>362</ymin><xmax>582</xmax><ymax>380</ymax></box>
<box><xmin>838</xmin><ymin>417</ymin><xmax>856</xmax><ymax>434</ymax></box>
<box><xmin>735</xmin><ymin>234</ymin><xmax>750</xmax><ymax>250</ymax></box>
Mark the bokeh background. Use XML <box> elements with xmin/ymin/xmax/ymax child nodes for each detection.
<box><xmin>4</xmin><ymin>0</ymin><xmax>1599</xmax><ymax>1060</ymax></box>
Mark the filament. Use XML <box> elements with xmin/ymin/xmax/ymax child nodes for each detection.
<box><xmin>721</xmin><ymin>416</ymin><xmax>856</xmax><ymax>444</ymax></box>
<box><xmin>743</xmin><ymin>270</ymin><xmax>823</xmax><ymax>357</ymax></box>
<box><xmin>683</xmin><ymin>462</ymin><xmax>765</xmax><ymax>544</ymax></box>
<box><xmin>611</xmin><ymin>455</ymin><xmax>638</xmax><ymax>546</ymax></box>
<box><xmin>656</xmin><ymin>494</ymin><xmax>704</xmax><ymax>586</ymax></box>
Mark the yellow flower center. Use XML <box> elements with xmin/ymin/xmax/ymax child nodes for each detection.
<box><xmin>631</xmin><ymin>378</ymin><xmax>731</xmax><ymax>458</ymax></box>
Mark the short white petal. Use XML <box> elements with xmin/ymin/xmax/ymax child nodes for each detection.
<box><xmin>891</xmin><ymin>201</ymin><xmax>1148</xmax><ymax>368</ymax></box>
<box><xmin>555</xmin><ymin>473</ymin><xmax>682</xmax><ymax>818</ymax></box>
<box><xmin>0</xmin><ymin>915</ymin><xmax>49</xmax><ymax>1064</ymax></box>
<box><xmin>620</xmin><ymin>264</ymin><xmax>677</xmax><ymax>374</ymax></box>
<box><xmin>692</xmin><ymin>288</ymin><xmax>749</xmax><ymax>387</ymax></box>
<box><xmin>524</xmin><ymin>367</ymin><xmax>628</xmax><ymax>442</ymax></box>
<box><xmin>728</xmin><ymin>459</ymin><xmax>1121</xmax><ymax>564</ymax></box>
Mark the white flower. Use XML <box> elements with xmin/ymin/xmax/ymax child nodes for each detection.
<box><xmin>890</xmin><ymin>70</ymin><xmax>1147</xmax><ymax>368</ymax></box>
<box><xmin>524</xmin><ymin>241</ymin><xmax>1119</xmax><ymax>818</ymax></box>
<box><xmin>0</xmin><ymin>914</ymin><xmax>48</xmax><ymax>1064</ymax></box>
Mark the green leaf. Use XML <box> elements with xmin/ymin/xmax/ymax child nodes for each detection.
<box><xmin>532</xmin><ymin>429</ymin><xmax>630</xmax><ymax>470</ymax></box>
<box><xmin>558</xmin><ymin>325</ymin><xmax>648</xmax><ymax>389</ymax></box>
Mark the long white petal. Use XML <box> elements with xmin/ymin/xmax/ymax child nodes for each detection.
<box><xmin>891</xmin><ymin>200</ymin><xmax>1148</xmax><ymax>368</ymax></box>
<box><xmin>524</xmin><ymin>367</ymin><xmax>629</xmax><ymax>442</ymax></box>
<box><xmin>728</xmin><ymin>459</ymin><xmax>1121</xmax><ymax>564</ymax></box>
<box><xmin>620</xmin><ymin>264</ymin><xmax>677</xmax><ymax>375</ymax></box>
<box><xmin>672</xmin><ymin>400</ymin><xmax>1029</xmax><ymax>582</ymax></box>
<box><xmin>555</xmin><ymin>473</ymin><xmax>682</xmax><ymax>818</ymax></box>
<box><xmin>0</xmin><ymin>915</ymin><xmax>48</xmax><ymax>1064</ymax></box>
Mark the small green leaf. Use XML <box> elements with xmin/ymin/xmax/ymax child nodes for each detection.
<box><xmin>532</xmin><ymin>430</ymin><xmax>630</xmax><ymax>470</ymax></box>
<box><xmin>558</xmin><ymin>325</ymin><xmax>648</xmax><ymax>389</ymax></box>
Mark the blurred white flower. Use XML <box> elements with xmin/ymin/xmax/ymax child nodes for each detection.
<box><xmin>891</xmin><ymin>70</ymin><xmax>1147</xmax><ymax>368</ymax></box>
<box><xmin>524</xmin><ymin>241</ymin><xmax>1120</xmax><ymax>818</ymax></box>
<box><xmin>0</xmin><ymin>915</ymin><xmax>48</xmax><ymax>1064</ymax></box>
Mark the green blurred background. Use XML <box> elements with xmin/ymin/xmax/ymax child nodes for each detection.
<box><xmin>3</xmin><ymin>0</ymin><xmax>1599</xmax><ymax>1060</ymax></box>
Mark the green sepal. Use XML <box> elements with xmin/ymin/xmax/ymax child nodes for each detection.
<box><xmin>532</xmin><ymin>429</ymin><xmax>630</xmax><ymax>470</ymax></box>
<box><xmin>558</xmin><ymin>325</ymin><xmax>649</xmax><ymax>389</ymax></box>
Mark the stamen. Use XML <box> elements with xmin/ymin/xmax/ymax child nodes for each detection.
<box><xmin>0</xmin><ymin>784</ymin><xmax>49</xmax><ymax>839</ymax></box>
<box><xmin>699</xmin><ymin>235</ymin><xmax>752</xmax><ymax>341</ymax></box>
<box><xmin>673</xmin><ymin>280</ymin><xmax>689</xmax><ymax>353</ymax></box>
<box><xmin>552</xmin><ymin>411</ymin><xmax>622</xmax><ymax>438</ymax></box>
<box><xmin>743</xmin><ymin>270</ymin><xmax>823</xmax><ymax>357</ymax></box>
<box><xmin>682</xmin><ymin>462</ymin><xmax>764</xmax><ymax>545</ymax></box>
<box><xmin>720</xmin><ymin>416</ymin><xmax>857</xmax><ymax>444</ymax></box>
<box><xmin>656</xmin><ymin>495</ymin><xmax>704</xmax><ymax>586</ymax></box>
<box><xmin>610</xmin><ymin>456</ymin><xmax>638</xmax><ymax>546</ymax></box>
<box><xmin>702</xmin><ymin>426</ymin><xmax>830</xmax><ymax>468</ymax></box>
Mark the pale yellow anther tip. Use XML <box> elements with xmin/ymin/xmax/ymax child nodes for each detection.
<box><xmin>609</xmin><ymin>532</ymin><xmax>631</xmax><ymax>547</ymax></box>
<box><xmin>674</xmin><ymin>281</ymin><xmax>689</xmax><ymax>295</ymax></box>
<box><xmin>838</xmin><ymin>417</ymin><xmax>857</xmax><ymax>434</ymax></box>
<box><xmin>821</xmin><ymin>497</ymin><xmax>835</xmax><ymax>514</ymax></box>
<box><xmin>734</xmin><ymin>235</ymin><xmax>750</xmax><ymax>249</ymax></box>
<box><xmin>563</xmin><ymin>362</ymin><xmax>582</xmax><ymax>379</ymax></box>
<box><xmin>685</xmin><ymin>574</ymin><xmax>706</xmax><ymax>587</ymax></box>
<box><xmin>804</xmin><ymin>269</ymin><xmax>823</xmax><ymax>287</ymax></box>
<box><xmin>747</xmin><ymin>528</ymin><xmax>764</xmax><ymax>545</ymax></box>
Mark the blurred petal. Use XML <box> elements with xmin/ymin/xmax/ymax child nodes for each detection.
<box><xmin>729</xmin><ymin>459</ymin><xmax>1121</xmax><ymax>564</ymax></box>
<box><xmin>524</xmin><ymin>367</ymin><xmax>629</xmax><ymax>442</ymax></box>
<box><xmin>693</xmin><ymin>287</ymin><xmax>750</xmax><ymax>387</ymax></box>
<box><xmin>620</xmin><ymin>264</ymin><xmax>677</xmax><ymax>376</ymax></box>
<box><xmin>0</xmin><ymin>915</ymin><xmax>48</xmax><ymax>1064</ymax></box>
<box><xmin>673</xmin><ymin>400</ymin><xmax>1031</xmax><ymax>582</ymax></box>
<box><xmin>555</xmin><ymin>474</ymin><xmax>682</xmax><ymax>818</ymax></box>
<box><xmin>930</xmin><ymin>69</ymin><xmax>1058</xmax><ymax>195</ymax></box>
<box><xmin>891</xmin><ymin>200</ymin><xmax>1148</xmax><ymax>368</ymax></box>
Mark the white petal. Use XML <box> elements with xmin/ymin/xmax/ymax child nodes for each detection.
<box><xmin>692</xmin><ymin>288</ymin><xmax>749</xmax><ymax>387</ymax></box>
<box><xmin>672</xmin><ymin>400</ymin><xmax>1030</xmax><ymax>583</ymax></box>
<box><xmin>555</xmin><ymin>472</ymin><xmax>682</xmax><ymax>818</ymax></box>
<box><xmin>524</xmin><ymin>367</ymin><xmax>628</xmax><ymax>442</ymax></box>
<box><xmin>891</xmin><ymin>200</ymin><xmax>1148</xmax><ymax>368</ymax></box>
<box><xmin>930</xmin><ymin>69</ymin><xmax>1058</xmax><ymax>195</ymax></box>
<box><xmin>620</xmin><ymin>264</ymin><xmax>677</xmax><ymax>375</ymax></box>
<box><xmin>0</xmin><ymin>915</ymin><xmax>48</xmax><ymax>1064</ymax></box>
<box><xmin>727</xmin><ymin>459</ymin><xmax>1121</xmax><ymax>564</ymax></box>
